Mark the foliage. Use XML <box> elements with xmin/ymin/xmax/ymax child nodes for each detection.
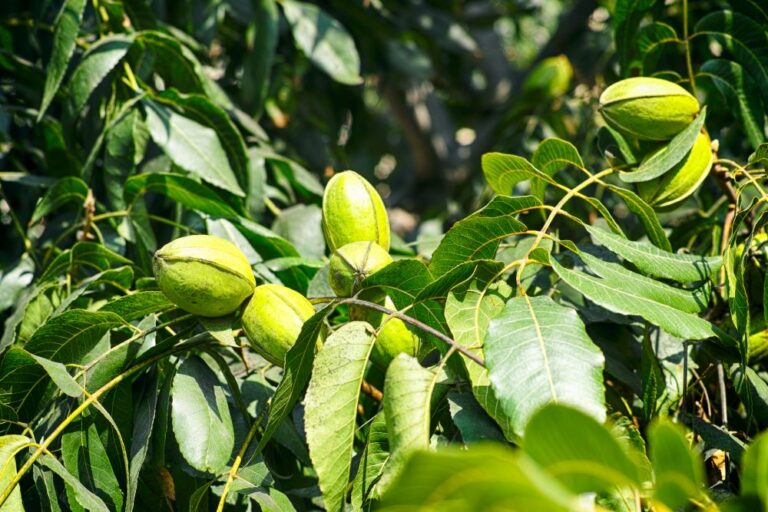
<box><xmin>1</xmin><ymin>0</ymin><xmax>768</xmax><ymax>510</ymax></box>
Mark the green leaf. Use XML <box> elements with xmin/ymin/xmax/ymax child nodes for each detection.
<box><xmin>741</xmin><ymin>430</ymin><xmax>768</xmax><ymax>505</ymax></box>
<box><xmin>530</xmin><ymin>138</ymin><xmax>586</xmax><ymax>199</ymax></box>
<box><xmin>641</xmin><ymin>335</ymin><xmax>665</xmax><ymax>421</ymax></box>
<box><xmin>25</xmin><ymin>309</ymin><xmax>124</xmax><ymax>362</ymax></box>
<box><xmin>551</xmin><ymin>257</ymin><xmax>722</xmax><ymax>341</ymax></box>
<box><xmin>379</xmin><ymin>445</ymin><xmax>582</xmax><ymax>511</ymax></box>
<box><xmin>254</xmin><ymin>305</ymin><xmax>333</xmax><ymax>454</ymax></box>
<box><xmin>304</xmin><ymin>322</ymin><xmax>375</xmax><ymax>512</ymax></box>
<box><xmin>482</xmin><ymin>152</ymin><xmax>541</xmax><ymax>195</ymax></box>
<box><xmin>620</xmin><ymin>107</ymin><xmax>707</xmax><ymax>183</ymax></box>
<box><xmin>429</xmin><ymin>216</ymin><xmax>526</xmax><ymax>276</ymax></box>
<box><xmin>255</xmin><ymin>149</ymin><xmax>324</xmax><ymax>198</ymax></box>
<box><xmin>272</xmin><ymin>204</ymin><xmax>326</xmax><ymax>260</ymax></box>
<box><xmin>446</xmin><ymin>391</ymin><xmax>505</xmax><ymax>443</ymax></box>
<box><xmin>351</xmin><ymin>411</ymin><xmax>389</xmax><ymax>508</ymax></box>
<box><xmin>39</xmin><ymin>0</ymin><xmax>87</xmax><ymax>118</ymax></box>
<box><xmin>648</xmin><ymin>419</ymin><xmax>706</xmax><ymax>510</ymax></box>
<box><xmin>586</xmin><ymin>225</ymin><xmax>722</xmax><ymax>282</ymax></box>
<box><xmin>153</xmin><ymin>89</ymin><xmax>250</xmax><ymax>195</ymax></box>
<box><xmin>696</xmin><ymin>11</ymin><xmax>768</xmax><ymax>107</ymax></box>
<box><xmin>143</xmin><ymin>99</ymin><xmax>245</xmax><ymax>197</ymax></box>
<box><xmin>28</xmin><ymin>352</ymin><xmax>82</xmax><ymax>397</ymax></box>
<box><xmin>242</xmin><ymin>0</ymin><xmax>279</xmax><ymax>116</ymax></box>
<box><xmin>380</xmin><ymin>355</ymin><xmax>441</xmax><ymax>491</ymax></box>
<box><xmin>282</xmin><ymin>0</ymin><xmax>362</xmax><ymax>85</ymax></box>
<box><xmin>67</xmin><ymin>35</ymin><xmax>135</xmax><ymax>115</ymax></box>
<box><xmin>604</xmin><ymin>184</ymin><xmax>671</xmax><ymax>251</ymax></box>
<box><xmin>700</xmin><ymin>59</ymin><xmax>765</xmax><ymax>150</ymax></box>
<box><xmin>98</xmin><ymin>291</ymin><xmax>174</xmax><ymax>322</ymax></box>
<box><xmin>578</xmin><ymin>252</ymin><xmax>708</xmax><ymax>314</ymax></box>
<box><xmin>485</xmin><ymin>295</ymin><xmax>606</xmax><ymax>438</ymax></box>
<box><xmin>38</xmin><ymin>454</ymin><xmax>110</xmax><ymax>512</ymax></box>
<box><xmin>0</xmin><ymin>435</ymin><xmax>30</xmax><ymax>512</ymax></box>
<box><xmin>124</xmin><ymin>172</ymin><xmax>239</xmax><ymax>218</ymax></box>
<box><xmin>636</xmin><ymin>22</ymin><xmax>679</xmax><ymax>57</ymax></box>
<box><xmin>104</xmin><ymin>108</ymin><xmax>148</xmax><ymax>211</ymax></box>
<box><xmin>171</xmin><ymin>356</ymin><xmax>235</xmax><ymax>474</ymax></box>
<box><xmin>469</xmin><ymin>195</ymin><xmax>542</xmax><ymax>218</ymax></box>
<box><xmin>126</xmin><ymin>373</ymin><xmax>159</xmax><ymax>512</ymax></box>
<box><xmin>444</xmin><ymin>263</ymin><xmax>515</xmax><ymax>439</ymax></box>
<box><xmin>70</xmin><ymin>242</ymin><xmax>132</xmax><ymax>274</ymax></box>
<box><xmin>30</xmin><ymin>176</ymin><xmax>89</xmax><ymax>224</ymax></box>
<box><xmin>61</xmin><ymin>420</ymin><xmax>124</xmax><ymax>511</ymax></box>
<box><xmin>523</xmin><ymin>404</ymin><xmax>640</xmax><ymax>494</ymax></box>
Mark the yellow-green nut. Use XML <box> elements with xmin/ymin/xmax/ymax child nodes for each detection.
<box><xmin>322</xmin><ymin>170</ymin><xmax>390</xmax><ymax>252</ymax></box>
<box><xmin>637</xmin><ymin>132</ymin><xmax>712</xmax><ymax>209</ymax></box>
<box><xmin>242</xmin><ymin>284</ymin><xmax>319</xmax><ymax>366</ymax></box>
<box><xmin>523</xmin><ymin>55</ymin><xmax>573</xmax><ymax>98</ymax></box>
<box><xmin>599</xmin><ymin>77</ymin><xmax>700</xmax><ymax>140</ymax></box>
<box><xmin>328</xmin><ymin>241</ymin><xmax>393</xmax><ymax>297</ymax></box>
<box><xmin>153</xmin><ymin>235</ymin><xmax>255</xmax><ymax>317</ymax></box>
<box><xmin>365</xmin><ymin>296</ymin><xmax>420</xmax><ymax>369</ymax></box>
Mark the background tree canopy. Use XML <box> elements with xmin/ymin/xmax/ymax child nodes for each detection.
<box><xmin>1</xmin><ymin>0</ymin><xmax>768</xmax><ymax>510</ymax></box>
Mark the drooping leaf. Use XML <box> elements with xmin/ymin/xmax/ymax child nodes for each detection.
<box><xmin>67</xmin><ymin>35</ymin><xmax>135</xmax><ymax>115</ymax></box>
<box><xmin>31</xmin><ymin>176</ymin><xmax>89</xmax><ymax>224</ymax></box>
<box><xmin>700</xmin><ymin>59</ymin><xmax>765</xmax><ymax>150</ymax></box>
<box><xmin>282</xmin><ymin>0</ymin><xmax>362</xmax><ymax>85</ymax></box>
<box><xmin>254</xmin><ymin>305</ymin><xmax>334</xmax><ymax>454</ymax></box>
<box><xmin>171</xmin><ymin>356</ymin><xmax>235</xmax><ymax>474</ymax></box>
<box><xmin>696</xmin><ymin>11</ymin><xmax>768</xmax><ymax>107</ymax></box>
<box><xmin>648</xmin><ymin>419</ymin><xmax>707</xmax><ymax>510</ymax></box>
<box><xmin>484</xmin><ymin>295</ymin><xmax>606</xmax><ymax>438</ymax></box>
<box><xmin>39</xmin><ymin>0</ymin><xmax>87</xmax><ymax>117</ymax></box>
<box><xmin>241</xmin><ymin>0</ymin><xmax>279</xmax><ymax>116</ymax></box>
<box><xmin>304</xmin><ymin>322</ymin><xmax>375</xmax><ymax>512</ymax></box>
<box><xmin>143</xmin><ymin>99</ymin><xmax>245</xmax><ymax>197</ymax></box>
<box><xmin>523</xmin><ymin>404</ymin><xmax>640</xmax><ymax>494</ymax></box>
<box><xmin>38</xmin><ymin>454</ymin><xmax>110</xmax><ymax>512</ymax></box>
<box><xmin>124</xmin><ymin>172</ymin><xmax>240</xmax><ymax>218</ymax></box>
<box><xmin>351</xmin><ymin>411</ymin><xmax>390</xmax><ymax>508</ymax></box>
<box><xmin>28</xmin><ymin>352</ymin><xmax>82</xmax><ymax>397</ymax></box>
<box><xmin>61</xmin><ymin>420</ymin><xmax>124</xmax><ymax>511</ymax></box>
<box><xmin>620</xmin><ymin>108</ymin><xmax>707</xmax><ymax>183</ymax></box>
<box><xmin>153</xmin><ymin>89</ymin><xmax>250</xmax><ymax>195</ymax></box>
<box><xmin>604</xmin><ymin>184</ymin><xmax>671</xmax><ymax>250</ymax></box>
<box><xmin>126</xmin><ymin>372</ymin><xmax>159</xmax><ymax>512</ymax></box>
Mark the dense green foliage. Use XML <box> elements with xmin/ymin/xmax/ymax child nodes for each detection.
<box><xmin>1</xmin><ymin>0</ymin><xmax>768</xmax><ymax>510</ymax></box>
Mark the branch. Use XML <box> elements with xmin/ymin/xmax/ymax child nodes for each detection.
<box><xmin>342</xmin><ymin>297</ymin><xmax>485</xmax><ymax>367</ymax></box>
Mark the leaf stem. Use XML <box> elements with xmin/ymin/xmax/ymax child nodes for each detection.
<box><xmin>215</xmin><ymin>401</ymin><xmax>271</xmax><ymax>512</ymax></box>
